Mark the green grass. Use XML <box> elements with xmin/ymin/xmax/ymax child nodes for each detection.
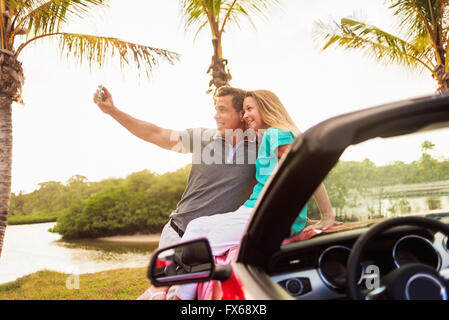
<box><xmin>8</xmin><ymin>214</ymin><xmax>58</xmax><ymax>225</ymax></box>
<box><xmin>0</xmin><ymin>267</ymin><xmax>150</xmax><ymax>300</ymax></box>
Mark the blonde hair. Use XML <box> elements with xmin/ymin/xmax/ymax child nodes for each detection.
<box><xmin>245</xmin><ymin>90</ymin><xmax>301</xmax><ymax>136</ymax></box>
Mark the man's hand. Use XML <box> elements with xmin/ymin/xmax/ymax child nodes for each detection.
<box><xmin>93</xmin><ymin>86</ymin><xmax>117</xmax><ymax>115</ymax></box>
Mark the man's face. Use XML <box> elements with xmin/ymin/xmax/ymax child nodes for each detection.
<box><xmin>214</xmin><ymin>95</ymin><xmax>244</xmax><ymax>136</ymax></box>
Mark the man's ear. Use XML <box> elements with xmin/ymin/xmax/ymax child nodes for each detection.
<box><xmin>239</xmin><ymin>110</ymin><xmax>244</xmax><ymax>121</ymax></box>
<box><xmin>239</xmin><ymin>111</ymin><xmax>248</xmax><ymax>129</ymax></box>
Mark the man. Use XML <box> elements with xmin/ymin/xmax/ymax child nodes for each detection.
<box><xmin>93</xmin><ymin>86</ymin><xmax>258</xmax><ymax>299</ymax></box>
<box><xmin>93</xmin><ymin>86</ymin><xmax>257</xmax><ymax>244</ymax></box>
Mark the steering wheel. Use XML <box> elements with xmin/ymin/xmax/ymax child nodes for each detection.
<box><xmin>346</xmin><ymin>216</ymin><xmax>449</xmax><ymax>300</ymax></box>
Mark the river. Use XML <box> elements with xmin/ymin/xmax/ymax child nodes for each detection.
<box><xmin>0</xmin><ymin>222</ymin><xmax>160</xmax><ymax>285</ymax></box>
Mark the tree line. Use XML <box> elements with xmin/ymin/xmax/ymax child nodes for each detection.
<box><xmin>9</xmin><ymin>141</ymin><xmax>449</xmax><ymax>238</ymax></box>
<box><xmin>308</xmin><ymin>144</ymin><xmax>449</xmax><ymax>220</ymax></box>
<box><xmin>9</xmin><ymin>167</ymin><xmax>190</xmax><ymax>238</ymax></box>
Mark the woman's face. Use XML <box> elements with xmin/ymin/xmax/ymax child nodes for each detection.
<box><xmin>243</xmin><ymin>96</ymin><xmax>267</xmax><ymax>131</ymax></box>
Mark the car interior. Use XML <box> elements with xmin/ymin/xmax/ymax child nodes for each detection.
<box><xmin>269</xmin><ymin>121</ymin><xmax>449</xmax><ymax>299</ymax></box>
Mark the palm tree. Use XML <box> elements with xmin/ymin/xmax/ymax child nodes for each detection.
<box><xmin>421</xmin><ymin>140</ymin><xmax>436</xmax><ymax>153</ymax></box>
<box><xmin>179</xmin><ymin>0</ymin><xmax>279</xmax><ymax>93</ymax></box>
<box><xmin>0</xmin><ymin>0</ymin><xmax>180</xmax><ymax>257</ymax></box>
<box><xmin>314</xmin><ymin>0</ymin><xmax>449</xmax><ymax>92</ymax></box>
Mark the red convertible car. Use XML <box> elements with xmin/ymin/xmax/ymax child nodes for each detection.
<box><xmin>148</xmin><ymin>94</ymin><xmax>449</xmax><ymax>300</ymax></box>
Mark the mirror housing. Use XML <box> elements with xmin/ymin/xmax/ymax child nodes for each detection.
<box><xmin>148</xmin><ymin>238</ymin><xmax>217</xmax><ymax>287</ymax></box>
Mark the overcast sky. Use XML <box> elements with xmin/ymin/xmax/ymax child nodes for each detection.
<box><xmin>10</xmin><ymin>0</ymin><xmax>446</xmax><ymax>194</ymax></box>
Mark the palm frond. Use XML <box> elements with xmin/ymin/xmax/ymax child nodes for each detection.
<box><xmin>5</xmin><ymin>0</ymin><xmax>35</xmax><ymax>7</ymax></box>
<box><xmin>16</xmin><ymin>33</ymin><xmax>180</xmax><ymax>78</ymax></box>
<box><xmin>5</xmin><ymin>0</ymin><xmax>35</xmax><ymax>12</ymax></box>
<box><xmin>180</xmin><ymin>0</ymin><xmax>208</xmax><ymax>34</ymax></box>
<box><xmin>179</xmin><ymin>0</ymin><xmax>280</xmax><ymax>35</ymax></box>
<box><xmin>60</xmin><ymin>33</ymin><xmax>180</xmax><ymax>78</ymax></box>
<box><xmin>15</xmin><ymin>0</ymin><xmax>107</xmax><ymax>36</ymax></box>
<box><xmin>387</xmin><ymin>0</ymin><xmax>446</xmax><ymax>40</ymax></box>
<box><xmin>225</xmin><ymin>0</ymin><xmax>280</xmax><ymax>28</ymax></box>
<box><xmin>1</xmin><ymin>0</ymin><xmax>6</xmax><ymax>49</ymax></box>
<box><xmin>315</xmin><ymin>18</ymin><xmax>434</xmax><ymax>72</ymax></box>
<box><xmin>192</xmin><ymin>19</ymin><xmax>209</xmax><ymax>41</ymax></box>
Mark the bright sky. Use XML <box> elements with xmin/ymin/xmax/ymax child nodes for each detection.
<box><xmin>10</xmin><ymin>0</ymin><xmax>446</xmax><ymax>194</ymax></box>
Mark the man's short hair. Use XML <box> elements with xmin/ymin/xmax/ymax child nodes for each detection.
<box><xmin>214</xmin><ymin>86</ymin><xmax>247</xmax><ymax>112</ymax></box>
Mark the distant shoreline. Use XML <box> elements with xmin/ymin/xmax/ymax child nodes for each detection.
<box><xmin>96</xmin><ymin>234</ymin><xmax>161</xmax><ymax>243</ymax></box>
<box><xmin>7</xmin><ymin>217</ymin><xmax>57</xmax><ymax>226</ymax></box>
<box><xmin>6</xmin><ymin>221</ymin><xmax>162</xmax><ymax>243</ymax></box>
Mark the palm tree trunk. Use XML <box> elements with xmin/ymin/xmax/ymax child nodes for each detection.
<box><xmin>433</xmin><ymin>63</ymin><xmax>449</xmax><ymax>92</ymax></box>
<box><xmin>0</xmin><ymin>97</ymin><xmax>12</xmax><ymax>258</ymax></box>
<box><xmin>207</xmin><ymin>36</ymin><xmax>231</xmax><ymax>92</ymax></box>
<box><xmin>0</xmin><ymin>49</ymin><xmax>23</xmax><ymax>257</ymax></box>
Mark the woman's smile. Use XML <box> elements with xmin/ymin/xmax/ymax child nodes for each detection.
<box><xmin>246</xmin><ymin>119</ymin><xmax>255</xmax><ymax>127</ymax></box>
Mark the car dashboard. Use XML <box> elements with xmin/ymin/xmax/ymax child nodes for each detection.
<box><xmin>269</xmin><ymin>225</ymin><xmax>449</xmax><ymax>300</ymax></box>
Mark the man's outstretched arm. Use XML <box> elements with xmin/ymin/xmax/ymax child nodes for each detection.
<box><xmin>93</xmin><ymin>86</ymin><xmax>184</xmax><ymax>152</ymax></box>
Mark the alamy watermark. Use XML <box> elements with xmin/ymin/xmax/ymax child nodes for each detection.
<box><xmin>66</xmin><ymin>274</ymin><xmax>80</xmax><ymax>290</ymax></box>
<box><xmin>64</xmin><ymin>267</ymin><xmax>80</xmax><ymax>290</ymax></box>
<box><xmin>363</xmin><ymin>264</ymin><xmax>380</xmax><ymax>290</ymax></box>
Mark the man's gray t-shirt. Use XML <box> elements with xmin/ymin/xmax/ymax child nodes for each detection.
<box><xmin>169</xmin><ymin>128</ymin><xmax>257</xmax><ymax>232</ymax></box>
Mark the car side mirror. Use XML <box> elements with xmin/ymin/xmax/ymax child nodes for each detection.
<box><xmin>148</xmin><ymin>238</ymin><xmax>219</xmax><ymax>287</ymax></box>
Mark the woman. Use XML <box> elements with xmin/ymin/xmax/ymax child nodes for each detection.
<box><xmin>173</xmin><ymin>90</ymin><xmax>338</xmax><ymax>300</ymax></box>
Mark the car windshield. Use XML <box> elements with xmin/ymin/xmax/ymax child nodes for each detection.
<box><xmin>285</xmin><ymin>125</ymin><xmax>449</xmax><ymax>243</ymax></box>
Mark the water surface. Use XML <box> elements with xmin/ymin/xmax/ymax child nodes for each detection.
<box><xmin>0</xmin><ymin>223</ymin><xmax>159</xmax><ymax>285</ymax></box>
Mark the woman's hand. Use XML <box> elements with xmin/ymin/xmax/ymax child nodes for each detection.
<box><xmin>308</xmin><ymin>183</ymin><xmax>343</xmax><ymax>231</ymax></box>
<box><xmin>303</xmin><ymin>216</ymin><xmax>343</xmax><ymax>231</ymax></box>
<box><xmin>93</xmin><ymin>86</ymin><xmax>117</xmax><ymax>115</ymax></box>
